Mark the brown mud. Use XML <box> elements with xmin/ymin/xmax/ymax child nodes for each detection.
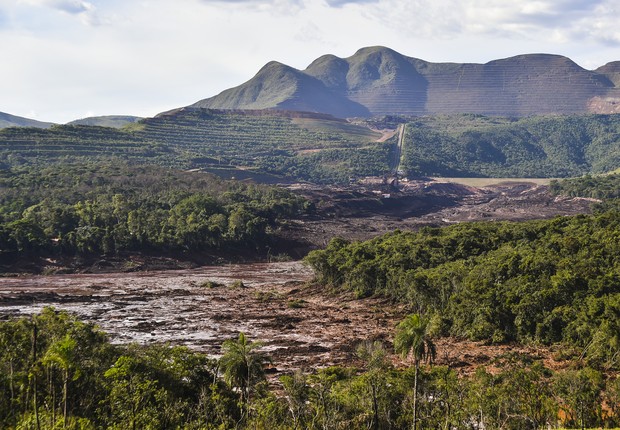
<box><xmin>0</xmin><ymin>260</ymin><xmax>570</xmax><ymax>375</ymax></box>
<box><xmin>0</xmin><ymin>262</ymin><xmax>403</xmax><ymax>373</ymax></box>
<box><xmin>283</xmin><ymin>179</ymin><xmax>595</xmax><ymax>248</ymax></box>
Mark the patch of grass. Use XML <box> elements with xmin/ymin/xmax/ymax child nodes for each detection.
<box><xmin>269</xmin><ymin>253</ymin><xmax>292</xmax><ymax>262</ymax></box>
<box><xmin>254</xmin><ymin>290</ymin><xmax>283</xmax><ymax>302</ymax></box>
<box><xmin>199</xmin><ymin>280</ymin><xmax>224</xmax><ymax>288</ymax></box>
<box><xmin>229</xmin><ymin>280</ymin><xmax>246</xmax><ymax>289</ymax></box>
<box><xmin>287</xmin><ymin>299</ymin><xmax>307</xmax><ymax>309</ymax></box>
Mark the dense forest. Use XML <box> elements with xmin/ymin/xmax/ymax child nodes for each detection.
<box><xmin>550</xmin><ymin>172</ymin><xmax>620</xmax><ymax>199</ymax></box>
<box><xmin>1</xmin><ymin>308</ymin><xmax>619</xmax><ymax>429</ymax></box>
<box><xmin>305</xmin><ymin>211</ymin><xmax>620</xmax><ymax>369</ymax></box>
<box><xmin>0</xmin><ymin>163</ymin><xmax>309</xmax><ymax>263</ymax></box>
<box><xmin>401</xmin><ymin>114</ymin><xmax>620</xmax><ymax>177</ymax></box>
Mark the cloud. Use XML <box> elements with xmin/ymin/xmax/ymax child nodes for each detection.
<box><xmin>357</xmin><ymin>0</ymin><xmax>620</xmax><ymax>46</ymax></box>
<box><xmin>196</xmin><ymin>0</ymin><xmax>306</xmax><ymax>16</ymax></box>
<box><xmin>19</xmin><ymin>0</ymin><xmax>104</xmax><ymax>25</ymax></box>
<box><xmin>324</xmin><ymin>0</ymin><xmax>379</xmax><ymax>7</ymax></box>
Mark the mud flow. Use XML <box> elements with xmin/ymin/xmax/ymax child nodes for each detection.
<box><xmin>0</xmin><ymin>261</ymin><xmax>402</xmax><ymax>372</ymax></box>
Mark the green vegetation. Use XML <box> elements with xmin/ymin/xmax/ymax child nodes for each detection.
<box><xmin>550</xmin><ymin>172</ymin><xmax>620</xmax><ymax>199</ymax></box>
<box><xmin>2</xmin><ymin>308</ymin><xmax>619</xmax><ymax>429</ymax></box>
<box><xmin>0</xmin><ymin>163</ymin><xmax>309</xmax><ymax>262</ymax></box>
<box><xmin>306</xmin><ymin>211</ymin><xmax>620</xmax><ymax>368</ymax></box>
<box><xmin>6</xmin><ymin>111</ymin><xmax>620</xmax><ymax>183</ymax></box>
<box><xmin>0</xmin><ymin>109</ymin><xmax>390</xmax><ymax>184</ymax></box>
<box><xmin>401</xmin><ymin>114</ymin><xmax>620</xmax><ymax>177</ymax></box>
<box><xmin>394</xmin><ymin>314</ymin><xmax>436</xmax><ymax>430</ymax></box>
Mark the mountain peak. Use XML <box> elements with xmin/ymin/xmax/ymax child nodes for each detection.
<box><xmin>351</xmin><ymin>45</ymin><xmax>400</xmax><ymax>57</ymax></box>
<box><xmin>191</xmin><ymin>47</ymin><xmax>620</xmax><ymax>117</ymax></box>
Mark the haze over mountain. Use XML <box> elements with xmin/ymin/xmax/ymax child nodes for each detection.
<box><xmin>0</xmin><ymin>111</ymin><xmax>55</xmax><ymax>130</ymax></box>
<box><xmin>192</xmin><ymin>46</ymin><xmax>620</xmax><ymax>118</ymax></box>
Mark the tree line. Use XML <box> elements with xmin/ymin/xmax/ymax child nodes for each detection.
<box><xmin>305</xmin><ymin>211</ymin><xmax>620</xmax><ymax>368</ymax></box>
<box><xmin>1</xmin><ymin>308</ymin><xmax>619</xmax><ymax>429</ymax></box>
<box><xmin>0</xmin><ymin>163</ymin><xmax>309</xmax><ymax>261</ymax></box>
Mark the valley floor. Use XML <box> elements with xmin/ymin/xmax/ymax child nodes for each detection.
<box><xmin>0</xmin><ymin>260</ymin><xmax>570</xmax><ymax>376</ymax></box>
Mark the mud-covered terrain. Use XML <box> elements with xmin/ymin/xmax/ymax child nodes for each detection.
<box><xmin>0</xmin><ymin>180</ymin><xmax>589</xmax><ymax>373</ymax></box>
<box><xmin>0</xmin><ymin>262</ymin><xmax>403</xmax><ymax>372</ymax></box>
<box><xmin>283</xmin><ymin>179</ymin><xmax>596</xmax><ymax>249</ymax></box>
<box><xmin>0</xmin><ymin>260</ymin><xmax>567</xmax><ymax>374</ymax></box>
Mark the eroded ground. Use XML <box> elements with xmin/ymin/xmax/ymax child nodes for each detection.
<box><xmin>284</xmin><ymin>180</ymin><xmax>595</xmax><ymax>248</ymax></box>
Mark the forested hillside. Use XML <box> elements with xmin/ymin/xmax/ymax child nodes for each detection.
<box><xmin>306</xmin><ymin>211</ymin><xmax>620</xmax><ymax>368</ymax></box>
<box><xmin>550</xmin><ymin>172</ymin><xmax>620</xmax><ymax>199</ymax></box>
<box><xmin>0</xmin><ymin>163</ymin><xmax>308</xmax><ymax>262</ymax></box>
<box><xmin>401</xmin><ymin>114</ymin><xmax>620</xmax><ymax>177</ymax></box>
<box><xmin>5</xmin><ymin>111</ymin><xmax>620</xmax><ymax>183</ymax></box>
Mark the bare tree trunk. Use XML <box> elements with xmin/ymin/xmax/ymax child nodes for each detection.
<box><xmin>32</xmin><ymin>320</ymin><xmax>41</xmax><ymax>430</ymax></box>
<box><xmin>413</xmin><ymin>361</ymin><xmax>419</xmax><ymax>430</ymax></box>
<box><xmin>372</xmin><ymin>383</ymin><xmax>379</xmax><ymax>430</ymax></box>
<box><xmin>63</xmin><ymin>372</ymin><xmax>68</xmax><ymax>429</ymax></box>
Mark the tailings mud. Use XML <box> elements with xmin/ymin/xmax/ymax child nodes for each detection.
<box><xmin>0</xmin><ymin>261</ymin><xmax>402</xmax><ymax>372</ymax></box>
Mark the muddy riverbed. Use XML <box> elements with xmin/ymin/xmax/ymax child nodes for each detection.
<box><xmin>0</xmin><ymin>261</ymin><xmax>404</xmax><ymax>372</ymax></box>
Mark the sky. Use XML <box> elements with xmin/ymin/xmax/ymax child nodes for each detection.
<box><xmin>1</xmin><ymin>0</ymin><xmax>619</xmax><ymax>123</ymax></box>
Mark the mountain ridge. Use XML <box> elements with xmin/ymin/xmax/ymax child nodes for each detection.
<box><xmin>193</xmin><ymin>46</ymin><xmax>620</xmax><ymax>117</ymax></box>
<box><xmin>0</xmin><ymin>111</ymin><xmax>55</xmax><ymax>129</ymax></box>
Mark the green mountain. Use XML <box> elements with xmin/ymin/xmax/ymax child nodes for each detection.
<box><xmin>0</xmin><ymin>108</ymin><xmax>387</xmax><ymax>183</ymax></box>
<box><xmin>67</xmin><ymin>115</ymin><xmax>143</xmax><ymax>128</ymax></box>
<box><xmin>193</xmin><ymin>46</ymin><xmax>620</xmax><ymax>117</ymax></box>
<box><xmin>4</xmin><ymin>108</ymin><xmax>620</xmax><ymax>182</ymax></box>
<box><xmin>399</xmin><ymin>114</ymin><xmax>620</xmax><ymax>177</ymax></box>
<box><xmin>0</xmin><ymin>111</ymin><xmax>54</xmax><ymax>129</ymax></box>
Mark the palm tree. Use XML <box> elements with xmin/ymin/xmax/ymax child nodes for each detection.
<box><xmin>394</xmin><ymin>314</ymin><xmax>436</xmax><ymax>430</ymax></box>
<box><xmin>219</xmin><ymin>332</ymin><xmax>270</xmax><ymax>420</ymax></box>
<box><xmin>42</xmin><ymin>334</ymin><xmax>81</xmax><ymax>429</ymax></box>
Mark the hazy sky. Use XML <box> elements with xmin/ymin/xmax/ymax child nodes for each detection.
<box><xmin>1</xmin><ymin>0</ymin><xmax>619</xmax><ymax>123</ymax></box>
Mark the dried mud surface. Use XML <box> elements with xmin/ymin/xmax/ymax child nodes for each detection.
<box><xmin>0</xmin><ymin>262</ymin><xmax>406</xmax><ymax>373</ymax></box>
<box><xmin>284</xmin><ymin>180</ymin><xmax>595</xmax><ymax>248</ymax></box>
<box><xmin>0</xmin><ymin>261</ymin><xmax>568</xmax><ymax>375</ymax></box>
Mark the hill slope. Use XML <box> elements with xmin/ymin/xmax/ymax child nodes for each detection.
<box><xmin>400</xmin><ymin>114</ymin><xmax>620</xmax><ymax>177</ymax></box>
<box><xmin>0</xmin><ymin>108</ymin><xmax>388</xmax><ymax>183</ymax></box>
<box><xmin>0</xmin><ymin>111</ymin><xmax>54</xmax><ymax>129</ymax></box>
<box><xmin>194</xmin><ymin>46</ymin><xmax>620</xmax><ymax>117</ymax></box>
